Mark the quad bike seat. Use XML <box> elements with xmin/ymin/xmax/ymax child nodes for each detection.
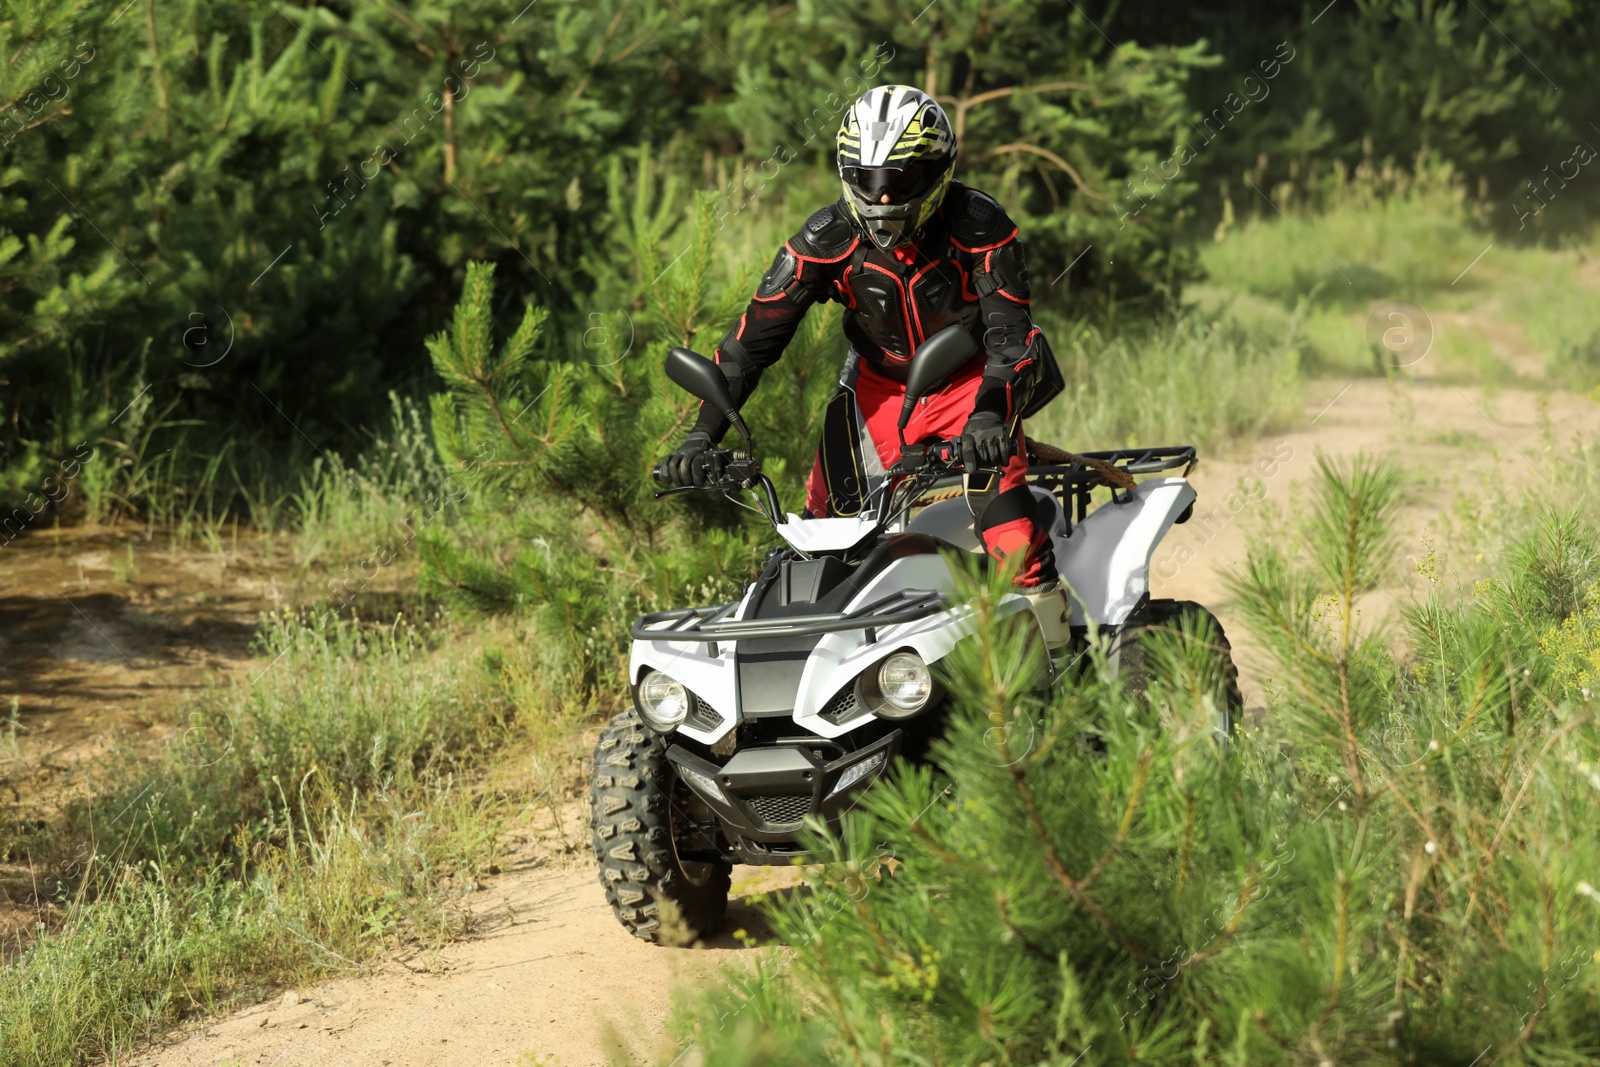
<box><xmin>902</xmin><ymin>437</ymin><xmax>1095</xmax><ymax>557</ymax></box>
<box><xmin>903</xmin><ymin>487</ymin><xmax>1069</xmax><ymax>563</ymax></box>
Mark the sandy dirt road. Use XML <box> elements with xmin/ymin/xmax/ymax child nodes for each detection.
<box><xmin>1152</xmin><ymin>377</ymin><xmax>1596</xmax><ymax>708</ymax></box>
<box><xmin>108</xmin><ymin>376</ymin><xmax>1600</xmax><ymax>1067</ymax></box>
<box><xmin>130</xmin><ymin>837</ymin><xmax>798</xmax><ymax>1067</ymax></box>
<box><xmin>0</xmin><ymin>528</ymin><xmax>288</xmax><ymax>945</ymax></box>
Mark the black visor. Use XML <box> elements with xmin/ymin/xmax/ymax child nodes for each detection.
<box><xmin>842</xmin><ymin>161</ymin><xmax>938</xmax><ymax>204</ymax></box>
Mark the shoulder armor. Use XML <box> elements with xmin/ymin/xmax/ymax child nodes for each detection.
<box><xmin>755</xmin><ymin>245</ymin><xmax>802</xmax><ymax>300</ymax></box>
<box><xmin>947</xmin><ymin>185</ymin><xmax>1019</xmax><ymax>253</ymax></box>
<box><xmin>788</xmin><ymin>201</ymin><xmax>860</xmax><ymax>262</ymax></box>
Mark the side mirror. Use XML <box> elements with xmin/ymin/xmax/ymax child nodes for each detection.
<box><xmin>666</xmin><ymin>347</ymin><xmax>736</xmax><ymax>413</ymax></box>
<box><xmin>899</xmin><ymin>325</ymin><xmax>979</xmax><ymax>434</ymax></box>
<box><xmin>665</xmin><ymin>346</ymin><xmax>753</xmax><ymax>447</ymax></box>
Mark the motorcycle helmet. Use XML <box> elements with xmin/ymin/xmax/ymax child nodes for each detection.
<box><xmin>837</xmin><ymin>85</ymin><xmax>957</xmax><ymax>250</ymax></box>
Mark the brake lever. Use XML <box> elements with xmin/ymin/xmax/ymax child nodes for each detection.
<box><xmin>652</xmin><ymin>485</ymin><xmax>700</xmax><ymax>499</ymax></box>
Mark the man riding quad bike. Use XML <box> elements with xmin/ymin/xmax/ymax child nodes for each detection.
<box><xmin>591</xmin><ymin>86</ymin><xmax>1239</xmax><ymax>943</ymax></box>
<box><xmin>660</xmin><ymin>84</ymin><xmax>1065</xmax><ymax>587</ymax></box>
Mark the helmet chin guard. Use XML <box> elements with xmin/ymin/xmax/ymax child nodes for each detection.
<box><xmin>837</xmin><ymin>86</ymin><xmax>957</xmax><ymax>249</ymax></box>
<box><xmin>851</xmin><ymin>197</ymin><xmax>918</xmax><ymax>250</ymax></box>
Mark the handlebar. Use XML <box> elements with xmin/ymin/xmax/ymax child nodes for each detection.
<box><xmin>656</xmin><ymin>438</ymin><xmax>989</xmax><ymax>491</ymax></box>
<box><xmin>651</xmin><ymin>439</ymin><xmax>998</xmax><ymax>534</ymax></box>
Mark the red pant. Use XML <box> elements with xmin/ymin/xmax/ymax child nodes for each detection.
<box><xmin>804</xmin><ymin>356</ymin><xmax>1053</xmax><ymax>585</ymax></box>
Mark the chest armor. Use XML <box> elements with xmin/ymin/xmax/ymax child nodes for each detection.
<box><xmin>836</xmin><ymin>238</ymin><xmax>978</xmax><ymax>379</ymax></box>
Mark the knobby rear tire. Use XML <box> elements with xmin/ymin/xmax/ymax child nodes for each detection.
<box><xmin>1112</xmin><ymin>599</ymin><xmax>1242</xmax><ymax>739</ymax></box>
<box><xmin>589</xmin><ymin>709</ymin><xmax>731</xmax><ymax>943</ymax></box>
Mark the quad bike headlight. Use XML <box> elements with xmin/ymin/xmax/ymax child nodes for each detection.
<box><xmin>637</xmin><ymin>670</ymin><xmax>689</xmax><ymax>730</ymax></box>
<box><xmin>875</xmin><ymin>652</ymin><xmax>933</xmax><ymax>718</ymax></box>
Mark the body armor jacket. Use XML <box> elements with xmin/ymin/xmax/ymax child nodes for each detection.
<box><xmin>692</xmin><ymin>181</ymin><xmax>1049</xmax><ymax>441</ymax></box>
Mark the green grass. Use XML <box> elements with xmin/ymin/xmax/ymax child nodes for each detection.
<box><xmin>55</xmin><ymin>387</ymin><xmax>459</xmax><ymax>571</ymax></box>
<box><xmin>1201</xmin><ymin>168</ymin><xmax>1487</xmax><ymax>308</ymax></box>
<box><xmin>1450</xmin><ymin>422</ymin><xmax>1600</xmax><ymax>588</ymax></box>
<box><xmin>1424</xmin><ymin>428</ymin><xmax>1487</xmax><ymax>449</ymax></box>
<box><xmin>289</xmin><ymin>393</ymin><xmax>461</xmax><ymax>569</ymax></box>
<box><xmin>1191</xmin><ymin>164</ymin><xmax>1600</xmax><ymax>393</ymax></box>
<box><xmin>0</xmin><ymin>610</ymin><xmax>534</xmax><ymax>1067</ymax></box>
<box><xmin>1028</xmin><ymin>308</ymin><xmax>1304</xmax><ymax>454</ymax></box>
<box><xmin>0</xmin><ymin>804</ymin><xmax>479</xmax><ymax>1064</ymax></box>
<box><xmin>1476</xmin><ymin>239</ymin><xmax>1600</xmax><ymax>393</ymax></box>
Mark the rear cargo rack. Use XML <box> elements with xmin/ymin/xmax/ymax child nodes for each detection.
<box><xmin>1027</xmin><ymin>444</ymin><xmax>1197</xmax><ymax>525</ymax></box>
<box><xmin>631</xmin><ymin>587</ymin><xmax>946</xmax><ymax>646</ymax></box>
<box><xmin>906</xmin><ymin>445</ymin><xmax>1196</xmax><ymax>526</ymax></box>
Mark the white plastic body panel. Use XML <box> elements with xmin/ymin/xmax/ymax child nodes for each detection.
<box><xmin>904</xmin><ymin>480</ymin><xmax>1194</xmax><ymax>625</ymax></box>
<box><xmin>629</xmin><ymin>547</ymin><xmax>1036</xmax><ymax>743</ymax></box>
<box><xmin>628</xmin><ymin>582</ymin><xmax>756</xmax><ymax>745</ymax></box>
<box><xmin>787</xmin><ymin>555</ymin><xmax>1039</xmax><ymax>739</ymax></box>
<box><xmin>1057</xmin><ymin>477</ymin><xmax>1195</xmax><ymax>626</ymax></box>
<box><xmin>776</xmin><ymin>514</ymin><xmax>881</xmax><ymax>553</ymax></box>
<box><xmin>905</xmin><ymin>487</ymin><xmax>1069</xmax><ymax>558</ymax></box>
<box><xmin>629</xmin><ymin>635</ymin><xmax>740</xmax><ymax>745</ymax></box>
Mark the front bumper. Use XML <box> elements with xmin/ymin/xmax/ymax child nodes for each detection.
<box><xmin>667</xmin><ymin>731</ymin><xmax>900</xmax><ymax>862</ymax></box>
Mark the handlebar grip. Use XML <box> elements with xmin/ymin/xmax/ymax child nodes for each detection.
<box><xmin>654</xmin><ymin>449</ymin><xmax>751</xmax><ymax>490</ymax></box>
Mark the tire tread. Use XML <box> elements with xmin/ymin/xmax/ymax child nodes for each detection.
<box><xmin>1114</xmin><ymin>599</ymin><xmax>1242</xmax><ymax>734</ymax></box>
<box><xmin>589</xmin><ymin>709</ymin><xmax>731</xmax><ymax>943</ymax></box>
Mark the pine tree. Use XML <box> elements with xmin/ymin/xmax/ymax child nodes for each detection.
<box><xmin>418</xmin><ymin>160</ymin><xmax>842</xmax><ymax>700</ymax></box>
<box><xmin>675</xmin><ymin>456</ymin><xmax>1600</xmax><ymax>1066</ymax></box>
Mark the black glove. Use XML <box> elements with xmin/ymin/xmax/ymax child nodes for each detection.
<box><xmin>660</xmin><ymin>430</ymin><xmax>724</xmax><ymax>488</ymax></box>
<box><xmin>959</xmin><ymin>411</ymin><xmax>1015</xmax><ymax>470</ymax></box>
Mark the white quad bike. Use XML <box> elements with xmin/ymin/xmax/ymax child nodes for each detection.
<box><xmin>590</xmin><ymin>326</ymin><xmax>1240</xmax><ymax>942</ymax></box>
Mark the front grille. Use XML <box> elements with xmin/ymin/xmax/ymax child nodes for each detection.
<box><xmin>745</xmin><ymin>793</ymin><xmax>815</xmax><ymax>828</ymax></box>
